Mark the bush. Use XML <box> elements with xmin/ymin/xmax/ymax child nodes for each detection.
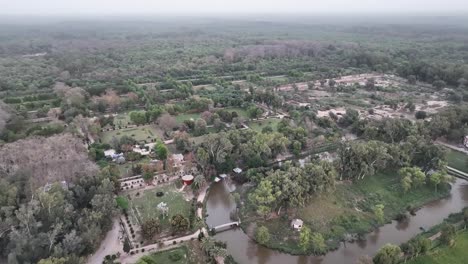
<box><xmin>169</xmin><ymin>252</ymin><xmax>182</xmax><ymax>261</ymax></box>
<box><xmin>415</xmin><ymin>110</ymin><xmax>427</xmax><ymax>119</ymax></box>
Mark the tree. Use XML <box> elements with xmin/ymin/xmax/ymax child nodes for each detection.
<box><xmin>433</xmin><ymin>80</ymin><xmax>446</xmax><ymax>90</ymax></box>
<box><xmin>247</xmin><ymin>106</ymin><xmax>263</xmax><ymax>119</ymax></box>
<box><xmin>428</xmin><ymin>170</ymin><xmax>452</xmax><ymax>193</ymax></box>
<box><xmin>401</xmin><ymin>176</ymin><xmax>412</xmax><ymax>193</ymax></box>
<box><xmin>154</xmin><ymin>141</ymin><xmax>168</xmax><ymax>160</ymax></box>
<box><xmin>255</xmin><ymin>226</ymin><xmax>270</xmax><ymax>245</ymax></box>
<box><xmin>38</xmin><ymin>258</ymin><xmax>68</xmax><ymax>264</ymax></box>
<box><xmin>407</xmin><ymin>75</ymin><xmax>417</xmax><ymax>85</ymax></box>
<box><xmin>374</xmin><ymin>204</ymin><xmax>385</xmax><ymax>224</ymax></box>
<box><xmin>248</xmin><ymin>180</ymin><xmax>280</xmax><ymax>218</ymax></box>
<box><xmin>116</xmin><ymin>196</ymin><xmax>129</xmax><ymax>210</ymax></box>
<box><xmin>338</xmin><ymin>141</ymin><xmax>391</xmax><ymax>181</ymax></box>
<box><xmin>373</xmin><ymin>244</ymin><xmax>402</xmax><ymax>264</ymax></box>
<box><xmin>123</xmin><ymin>238</ymin><xmax>131</xmax><ymax>253</ymax></box>
<box><xmin>299</xmin><ymin>226</ymin><xmax>311</xmax><ymax>250</ymax></box>
<box><xmin>192</xmin><ymin>175</ymin><xmax>206</xmax><ymax>191</ymax></box>
<box><xmin>440</xmin><ymin>224</ymin><xmax>456</xmax><ymax>246</ymax></box>
<box><xmin>170</xmin><ymin>214</ymin><xmax>189</xmax><ymax>233</ymax></box>
<box><xmin>129</xmin><ymin>111</ymin><xmax>147</xmax><ymax>125</ymax></box>
<box><xmin>429</xmin><ymin>172</ymin><xmax>441</xmax><ymax>193</ymax></box>
<box><xmin>194</xmin><ymin>118</ymin><xmax>207</xmax><ymax>136</ymax></box>
<box><xmin>199</xmin><ymin>132</ymin><xmax>233</xmax><ymax>167</ymax></box>
<box><xmin>292</xmin><ymin>140</ymin><xmax>302</xmax><ymax>156</ymax></box>
<box><xmin>415</xmin><ymin>111</ymin><xmax>427</xmax><ymax>120</ymax></box>
<box><xmin>310</xmin><ymin>232</ymin><xmax>326</xmax><ymax>254</ymax></box>
<box><xmin>406</xmin><ymin>237</ymin><xmax>431</xmax><ymax>257</ymax></box>
<box><xmin>174</xmin><ymin>131</ymin><xmax>191</xmax><ymax>152</ymax></box>
<box><xmin>141</xmin><ymin>218</ymin><xmax>161</xmax><ymax>239</ymax></box>
<box><xmin>398</xmin><ymin>167</ymin><xmax>426</xmax><ymax>191</ymax></box>
<box><xmin>157</xmin><ymin>113</ymin><xmax>177</xmax><ymax>133</ymax></box>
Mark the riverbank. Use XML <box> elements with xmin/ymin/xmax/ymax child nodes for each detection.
<box><xmin>238</xmin><ymin>171</ymin><xmax>451</xmax><ymax>255</ymax></box>
<box><xmin>402</xmin><ymin>208</ymin><xmax>468</xmax><ymax>264</ymax></box>
<box><xmin>407</xmin><ymin>230</ymin><xmax>468</xmax><ymax>264</ymax></box>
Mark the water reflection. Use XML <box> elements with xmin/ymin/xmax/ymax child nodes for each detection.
<box><xmin>207</xmin><ymin>179</ymin><xmax>468</xmax><ymax>264</ymax></box>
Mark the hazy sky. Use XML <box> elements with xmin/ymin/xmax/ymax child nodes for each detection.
<box><xmin>2</xmin><ymin>0</ymin><xmax>468</xmax><ymax>15</ymax></box>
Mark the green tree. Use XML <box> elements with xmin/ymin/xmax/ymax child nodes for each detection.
<box><xmin>374</xmin><ymin>204</ymin><xmax>385</xmax><ymax>224</ymax></box>
<box><xmin>38</xmin><ymin>258</ymin><xmax>68</xmax><ymax>264</ymax></box>
<box><xmin>401</xmin><ymin>176</ymin><xmax>412</xmax><ymax>193</ymax></box>
<box><xmin>255</xmin><ymin>226</ymin><xmax>270</xmax><ymax>245</ymax></box>
<box><xmin>299</xmin><ymin>226</ymin><xmax>311</xmax><ymax>250</ymax></box>
<box><xmin>373</xmin><ymin>244</ymin><xmax>402</xmax><ymax>264</ymax></box>
<box><xmin>129</xmin><ymin>111</ymin><xmax>147</xmax><ymax>125</ymax></box>
<box><xmin>399</xmin><ymin>167</ymin><xmax>426</xmax><ymax>191</ymax></box>
<box><xmin>310</xmin><ymin>232</ymin><xmax>326</xmax><ymax>254</ymax></box>
<box><xmin>194</xmin><ymin>118</ymin><xmax>207</xmax><ymax>136</ymax></box>
<box><xmin>248</xmin><ymin>180</ymin><xmax>280</xmax><ymax>218</ymax></box>
<box><xmin>440</xmin><ymin>224</ymin><xmax>456</xmax><ymax>246</ymax></box>
<box><xmin>116</xmin><ymin>196</ymin><xmax>129</xmax><ymax>210</ymax></box>
<box><xmin>154</xmin><ymin>141</ymin><xmax>168</xmax><ymax>160</ymax></box>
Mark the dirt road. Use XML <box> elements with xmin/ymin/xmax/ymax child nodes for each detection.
<box><xmin>87</xmin><ymin>218</ymin><xmax>122</xmax><ymax>264</ymax></box>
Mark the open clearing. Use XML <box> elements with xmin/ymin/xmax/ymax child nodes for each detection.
<box><xmin>101</xmin><ymin>125</ymin><xmax>161</xmax><ymax>144</ymax></box>
<box><xmin>248</xmin><ymin>118</ymin><xmax>281</xmax><ymax>132</ymax></box>
<box><xmin>445</xmin><ymin>148</ymin><xmax>468</xmax><ymax>172</ymax></box>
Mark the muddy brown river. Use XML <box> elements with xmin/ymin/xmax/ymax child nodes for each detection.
<box><xmin>205</xmin><ymin>178</ymin><xmax>468</xmax><ymax>264</ymax></box>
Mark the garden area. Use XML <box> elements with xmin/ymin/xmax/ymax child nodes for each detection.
<box><xmin>129</xmin><ymin>184</ymin><xmax>192</xmax><ymax>232</ymax></box>
<box><xmin>100</xmin><ymin>125</ymin><xmax>161</xmax><ymax>144</ymax></box>
<box><xmin>240</xmin><ymin>171</ymin><xmax>451</xmax><ymax>254</ymax></box>
<box><xmin>248</xmin><ymin>118</ymin><xmax>281</xmax><ymax>132</ymax></box>
<box><xmin>136</xmin><ymin>246</ymin><xmax>189</xmax><ymax>264</ymax></box>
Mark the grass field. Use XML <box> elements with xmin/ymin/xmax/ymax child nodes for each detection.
<box><xmin>130</xmin><ymin>184</ymin><xmax>191</xmax><ymax>229</ymax></box>
<box><xmin>445</xmin><ymin>148</ymin><xmax>468</xmax><ymax>173</ymax></box>
<box><xmin>248</xmin><ymin>118</ymin><xmax>281</xmax><ymax>132</ymax></box>
<box><xmin>407</xmin><ymin>231</ymin><xmax>468</xmax><ymax>264</ymax></box>
<box><xmin>101</xmin><ymin>125</ymin><xmax>160</xmax><ymax>144</ymax></box>
<box><xmin>137</xmin><ymin>246</ymin><xmax>189</xmax><ymax>264</ymax></box>
<box><xmin>175</xmin><ymin>113</ymin><xmax>202</xmax><ymax>124</ymax></box>
<box><xmin>241</xmin><ymin>171</ymin><xmax>450</xmax><ymax>254</ymax></box>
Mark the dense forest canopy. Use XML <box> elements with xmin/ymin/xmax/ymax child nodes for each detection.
<box><xmin>1</xmin><ymin>17</ymin><xmax>468</xmax><ymax>96</ymax></box>
<box><xmin>1</xmin><ymin>15</ymin><xmax>468</xmax><ymax>264</ymax></box>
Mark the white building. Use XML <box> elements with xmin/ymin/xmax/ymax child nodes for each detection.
<box><xmin>291</xmin><ymin>219</ymin><xmax>304</xmax><ymax>230</ymax></box>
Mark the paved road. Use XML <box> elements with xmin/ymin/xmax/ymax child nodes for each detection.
<box><xmin>436</xmin><ymin>141</ymin><xmax>468</xmax><ymax>154</ymax></box>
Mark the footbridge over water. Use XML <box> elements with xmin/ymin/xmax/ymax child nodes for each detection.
<box><xmin>447</xmin><ymin>166</ymin><xmax>468</xmax><ymax>181</ymax></box>
<box><xmin>210</xmin><ymin>221</ymin><xmax>241</xmax><ymax>233</ymax></box>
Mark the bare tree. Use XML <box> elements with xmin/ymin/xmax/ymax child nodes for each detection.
<box><xmin>157</xmin><ymin>113</ymin><xmax>177</xmax><ymax>134</ymax></box>
<box><xmin>0</xmin><ymin>100</ymin><xmax>11</xmax><ymax>132</ymax></box>
<box><xmin>0</xmin><ymin>133</ymin><xmax>98</xmax><ymax>187</ymax></box>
